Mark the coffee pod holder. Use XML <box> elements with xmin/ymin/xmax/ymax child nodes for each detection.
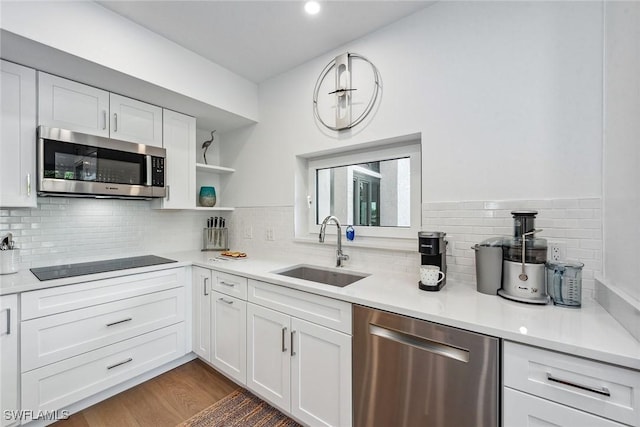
<box><xmin>202</xmin><ymin>228</ymin><xmax>229</xmax><ymax>251</ymax></box>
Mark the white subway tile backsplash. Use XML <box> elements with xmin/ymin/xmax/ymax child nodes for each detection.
<box><xmin>0</xmin><ymin>198</ymin><xmax>217</xmax><ymax>268</ymax></box>
<box><xmin>2</xmin><ymin>197</ymin><xmax>602</xmax><ymax>296</ymax></box>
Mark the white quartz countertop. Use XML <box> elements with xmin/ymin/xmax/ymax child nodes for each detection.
<box><xmin>2</xmin><ymin>250</ymin><xmax>639</xmax><ymax>371</ymax></box>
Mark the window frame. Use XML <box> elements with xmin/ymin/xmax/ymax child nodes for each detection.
<box><xmin>303</xmin><ymin>138</ymin><xmax>421</xmax><ymax>241</ymax></box>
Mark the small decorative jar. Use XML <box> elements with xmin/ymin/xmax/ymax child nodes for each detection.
<box><xmin>199</xmin><ymin>186</ymin><xmax>216</xmax><ymax>207</ymax></box>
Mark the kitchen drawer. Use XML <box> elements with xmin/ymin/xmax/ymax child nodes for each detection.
<box><xmin>22</xmin><ymin>267</ymin><xmax>185</xmax><ymax>320</ymax></box>
<box><xmin>22</xmin><ymin>323</ymin><xmax>186</xmax><ymax>415</ymax></box>
<box><xmin>248</xmin><ymin>280</ymin><xmax>351</xmax><ymax>334</ymax></box>
<box><xmin>504</xmin><ymin>341</ymin><xmax>640</xmax><ymax>426</ymax></box>
<box><xmin>504</xmin><ymin>387</ymin><xmax>625</xmax><ymax>427</ymax></box>
<box><xmin>212</xmin><ymin>271</ymin><xmax>248</xmax><ymax>300</ymax></box>
<box><xmin>21</xmin><ymin>287</ymin><xmax>185</xmax><ymax>371</ymax></box>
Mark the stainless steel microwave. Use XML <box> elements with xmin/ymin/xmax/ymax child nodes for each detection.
<box><xmin>37</xmin><ymin>126</ymin><xmax>167</xmax><ymax>199</ymax></box>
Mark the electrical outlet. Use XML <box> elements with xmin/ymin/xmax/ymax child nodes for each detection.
<box><xmin>548</xmin><ymin>242</ymin><xmax>566</xmax><ymax>262</ymax></box>
<box><xmin>265</xmin><ymin>228</ymin><xmax>275</xmax><ymax>241</ymax></box>
<box><xmin>243</xmin><ymin>226</ymin><xmax>253</xmax><ymax>239</ymax></box>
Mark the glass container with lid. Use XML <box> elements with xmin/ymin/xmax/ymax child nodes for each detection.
<box><xmin>502</xmin><ymin>210</ymin><xmax>547</xmax><ymax>264</ymax></box>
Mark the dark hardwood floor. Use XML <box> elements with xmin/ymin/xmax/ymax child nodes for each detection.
<box><xmin>53</xmin><ymin>359</ymin><xmax>239</xmax><ymax>427</ymax></box>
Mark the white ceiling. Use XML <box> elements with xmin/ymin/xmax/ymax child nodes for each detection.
<box><xmin>96</xmin><ymin>1</ymin><xmax>434</xmax><ymax>83</ymax></box>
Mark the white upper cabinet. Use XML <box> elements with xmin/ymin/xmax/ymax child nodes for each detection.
<box><xmin>37</xmin><ymin>71</ymin><xmax>109</xmax><ymax>137</ymax></box>
<box><xmin>109</xmin><ymin>93</ymin><xmax>163</xmax><ymax>147</ymax></box>
<box><xmin>1</xmin><ymin>60</ymin><xmax>37</xmax><ymax>208</ymax></box>
<box><xmin>37</xmin><ymin>72</ymin><xmax>163</xmax><ymax>147</ymax></box>
<box><xmin>154</xmin><ymin>109</ymin><xmax>196</xmax><ymax>209</ymax></box>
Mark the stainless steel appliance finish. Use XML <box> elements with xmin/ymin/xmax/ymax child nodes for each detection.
<box><xmin>499</xmin><ymin>260</ymin><xmax>548</xmax><ymax>303</ymax></box>
<box><xmin>472</xmin><ymin>237</ymin><xmax>503</xmax><ymax>295</ymax></box>
<box><xmin>353</xmin><ymin>305</ymin><xmax>499</xmax><ymax>427</ymax></box>
<box><xmin>499</xmin><ymin>211</ymin><xmax>549</xmax><ymax>304</ymax></box>
<box><xmin>274</xmin><ymin>264</ymin><xmax>369</xmax><ymax>287</ymax></box>
<box><xmin>37</xmin><ymin>126</ymin><xmax>167</xmax><ymax>199</ymax></box>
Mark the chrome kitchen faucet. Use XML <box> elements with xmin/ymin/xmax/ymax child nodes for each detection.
<box><xmin>319</xmin><ymin>215</ymin><xmax>349</xmax><ymax>267</ymax></box>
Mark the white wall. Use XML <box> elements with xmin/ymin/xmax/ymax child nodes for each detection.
<box><xmin>603</xmin><ymin>2</ymin><xmax>640</xmax><ymax>303</ymax></box>
<box><xmin>221</xmin><ymin>1</ymin><xmax>603</xmax><ymax>207</ymax></box>
<box><xmin>0</xmin><ymin>1</ymin><xmax>258</xmax><ymax>122</ymax></box>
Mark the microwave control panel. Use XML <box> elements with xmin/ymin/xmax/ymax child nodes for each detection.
<box><xmin>151</xmin><ymin>157</ymin><xmax>165</xmax><ymax>187</ymax></box>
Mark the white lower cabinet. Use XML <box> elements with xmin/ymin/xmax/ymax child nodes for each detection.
<box><xmin>193</xmin><ymin>268</ymin><xmax>353</xmax><ymax>426</ymax></box>
<box><xmin>192</xmin><ymin>266</ymin><xmax>212</xmax><ymax>360</ymax></box>
<box><xmin>246</xmin><ymin>303</ymin><xmax>292</xmax><ymax>412</ymax></box>
<box><xmin>504</xmin><ymin>388</ymin><xmax>624</xmax><ymax>427</ymax></box>
<box><xmin>290</xmin><ymin>317</ymin><xmax>351</xmax><ymax>427</ymax></box>
<box><xmin>19</xmin><ymin>267</ymin><xmax>187</xmax><ymax>421</ymax></box>
<box><xmin>503</xmin><ymin>341</ymin><xmax>640</xmax><ymax>427</ymax></box>
<box><xmin>1</xmin><ymin>295</ymin><xmax>19</xmax><ymax>427</ymax></box>
<box><xmin>211</xmin><ymin>291</ymin><xmax>246</xmax><ymax>384</ymax></box>
<box><xmin>247</xmin><ymin>280</ymin><xmax>352</xmax><ymax>427</ymax></box>
<box><xmin>21</xmin><ymin>287</ymin><xmax>185</xmax><ymax>371</ymax></box>
<box><xmin>22</xmin><ymin>324</ymin><xmax>185</xmax><ymax>417</ymax></box>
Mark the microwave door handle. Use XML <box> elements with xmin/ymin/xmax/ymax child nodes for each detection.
<box><xmin>146</xmin><ymin>155</ymin><xmax>152</xmax><ymax>186</ymax></box>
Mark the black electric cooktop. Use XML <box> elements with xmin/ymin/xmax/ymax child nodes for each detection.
<box><xmin>30</xmin><ymin>255</ymin><xmax>177</xmax><ymax>281</ymax></box>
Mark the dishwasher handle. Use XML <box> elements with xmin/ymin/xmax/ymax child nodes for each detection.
<box><xmin>369</xmin><ymin>323</ymin><xmax>470</xmax><ymax>363</ymax></box>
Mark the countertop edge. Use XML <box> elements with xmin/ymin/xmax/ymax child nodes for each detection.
<box><xmin>3</xmin><ymin>253</ymin><xmax>639</xmax><ymax>371</ymax></box>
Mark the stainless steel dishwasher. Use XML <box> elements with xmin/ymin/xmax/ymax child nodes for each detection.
<box><xmin>353</xmin><ymin>305</ymin><xmax>499</xmax><ymax>427</ymax></box>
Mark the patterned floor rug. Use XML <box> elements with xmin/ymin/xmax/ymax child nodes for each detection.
<box><xmin>178</xmin><ymin>388</ymin><xmax>302</xmax><ymax>427</ymax></box>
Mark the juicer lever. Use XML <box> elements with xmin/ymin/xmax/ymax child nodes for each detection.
<box><xmin>519</xmin><ymin>229</ymin><xmax>543</xmax><ymax>281</ymax></box>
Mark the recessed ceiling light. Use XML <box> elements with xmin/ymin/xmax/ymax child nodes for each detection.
<box><xmin>304</xmin><ymin>1</ymin><xmax>321</xmax><ymax>15</ymax></box>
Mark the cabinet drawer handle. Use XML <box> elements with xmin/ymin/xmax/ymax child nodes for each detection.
<box><xmin>291</xmin><ymin>330</ymin><xmax>296</xmax><ymax>356</ymax></box>
<box><xmin>204</xmin><ymin>277</ymin><xmax>209</xmax><ymax>296</ymax></box>
<box><xmin>219</xmin><ymin>281</ymin><xmax>235</xmax><ymax>287</ymax></box>
<box><xmin>546</xmin><ymin>373</ymin><xmax>611</xmax><ymax>397</ymax></box>
<box><xmin>106</xmin><ymin>318</ymin><xmax>132</xmax><ymax>327</ymax></box>
<box><xmin>282</xmin><ymin>327</ymin><xmax>287</xmax><ymax>352</ymax></box>
<box><xmin>107</xmin><ymin>357</ymin><xmax>133</xmax><ymax>370</ymax></box>
<box><xmin>2</xmin><ymin>308</ymin><xmax>10</xmax><ymax>335</ymax></box>
<box><xmin>113</xmin><ymin>113</ymin><xmax>118</xmax><ymax>132</ymax></box>
<box><xmin>218</xmin><ymin>297</ymin><xmax>233</xmax><ymax>305</ymax></box>
<box><xmin>102</xmin><ymin>110</ymin><xmax>107</xmax><ymax>130</ymax></box>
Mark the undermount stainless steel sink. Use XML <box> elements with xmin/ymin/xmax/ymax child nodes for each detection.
<box><xmin>274</xmin><ymin>264</ymin><xmax>369</xmax><ymax>287</ymax></box>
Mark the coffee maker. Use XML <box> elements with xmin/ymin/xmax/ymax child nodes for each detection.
<box><xmin>418</xmin><ymin>231</ymin><xmax>447</xmax><ymax>291</ymax></box>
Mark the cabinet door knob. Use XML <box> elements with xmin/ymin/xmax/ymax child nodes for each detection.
<box><xmin>291</xmin><ymin>330</ymin><xmax>296</xmax><ymax>356</ymax></box>
<box><xmin>281</xmin><ymin>327</ymin><xmax>288</xmax><ymax>352</ymax></box>
<box><xmin>26</xmin><ymin>173</ymin><xmax>31</xmax><ymax>196</ymax></box>
<box><xmin>204</xmin><ymin>277</ymin><xmax>209</xmax><ymax>296</ymax></box>
<box><xmin>113</xmin><ymin>113</ymin><xmax>118</xmax><ymax>132</ymax></box>
<box><xmin>102</xmin><ymin>110</ymin><xmax>107</xmax><ymax>130</ymax></box>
